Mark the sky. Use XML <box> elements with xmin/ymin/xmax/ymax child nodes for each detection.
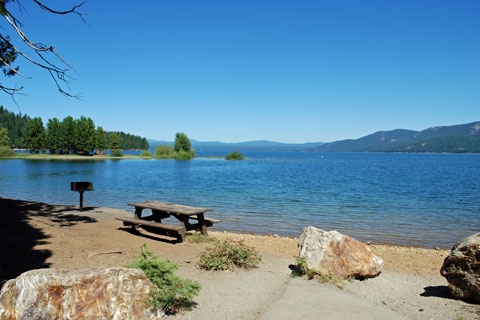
<box><xmin>1</xmin><ymin>0</ymin><xmax>479</xmax><ymax>143</ymax></box>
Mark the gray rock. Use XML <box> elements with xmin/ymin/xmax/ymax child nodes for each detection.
<box><xmin>441</xmin><ymin>232</ymin><xmax>480</xmax><ymax>303</ymax></box>
<box><xmin>298</xmin><ymin>226</ymin><xmax>383</xmax><ymax>279</ymax></box>
<box><xmin>0</xmin><ymin>267</ymin><xmax>163</xmax><ymax>319</ymax></box>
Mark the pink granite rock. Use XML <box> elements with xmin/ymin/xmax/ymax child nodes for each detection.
<box><xmin>0</xmin><ymin>267</ymin><xmax>163</xmax><ymax>319</ymax></box>
<box><xmin>298</xmin><ymin>226</ymin><xmax>383</xmax><ymax>280</ymax></box>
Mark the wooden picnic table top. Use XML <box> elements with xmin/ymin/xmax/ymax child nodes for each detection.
<box><xmin>128</xmin><ymin>200</ymin><xmax>213</xmax><ymax>216</ymax></box>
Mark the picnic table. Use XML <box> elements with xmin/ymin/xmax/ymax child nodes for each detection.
<box><xmin>116</xmin><ymin>200</ymin><xmax>221</xmax><ymax>242</ymax></box>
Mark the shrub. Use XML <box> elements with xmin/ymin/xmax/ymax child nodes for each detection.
<box><xmin>0</xmin><ymin>147</ymin><xmax>14</xmax><ymax>158</ymax></box>
<box><xmin>186</xmin><ymin>232</ymin><xmax>216</xmax><ymax>243</ymax></box>
<box><xmin>154</xmin><ymin>145</ymin><xmax>174</xmax><ymax>159</ymax></box>
<box><xmin>110</xmin><ymin>149</ymin><xmax>124</xmax><ymax>157</ymax></box>
<box><xmin>291</xmin><ymin>257</ymin><xmax>308</xmax><ymax>277</ymax></box>
<box><xmin>140</xmin><ymin>150</ymin><xmax>153</xmax><ymax>158</ymax></box>
<box><xmin>198</xmin><ymin>239</ymin><xmax>262</xmax><ymax>271</ymax></box>
<box><xmin>174</xmin><ymin>149</ymin><xmax>195</xmax><ymax>160</ymax></box>
<box><xmin>291</xmin><ymin>257</ymin><xmax>319</xmax><ymax>279</ymax></box>
<box><xmin>127</xmin><ymin>244</ymin><xmax>201</xmax><ymax>314</ymax></box>
<box><xmin>225</xmin><ymin>150</ymin><xmax>244</xmax><ymax>160</ymax></box>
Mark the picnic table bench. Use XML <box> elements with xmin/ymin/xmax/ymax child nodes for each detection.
<box><xmin>116</xmin><ymin>200</ymin><xmax>221</xmax><ymax>242</ymax></box>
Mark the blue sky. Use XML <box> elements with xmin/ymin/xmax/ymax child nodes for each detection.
<box><xmin>1</xmin><ymin>0</ymin><xmax>479</xmax><ymax>143</ymax></box>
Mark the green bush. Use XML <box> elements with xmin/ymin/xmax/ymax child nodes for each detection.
<box><xmin>154</xmin><ymin>145</ymin><xmax>174</xmax><ymax>159</ymax></box>
<box><xmin>198</xmin><ymin>239</ymin><xmax>262</xmax><ymax>271</ymax></box>
<box><xmin>174</xmin><ymin>149</ymin><xmax>195</xmax><ymax>160</ymax></box>
<box><xmin>291</xmin><ymin>257</ymin><xmax>308</xmax><ymax>277</ymax></box>
<box><xmin>0</xmin><ymin>147</ymin><xmax>14</xmax><ymax>158</ymax></box>
<box><xmin>225</xmin><ymin>150</ymin><xmax>244</xmax><ymax>160</ymax></box>
<box><xmin>110</xmin><ymin>149</ymin><xmax>124</xmax><ymax>157</ymax></box>
<box><xmin>140</xmin><ymin>150</ymin><xmax>153</xmax><ymax>158</ymax></box>
<box><xmin>127</xmin><ymin>244</ymin><xmax>201</xmax><ymax>314</ymax></box>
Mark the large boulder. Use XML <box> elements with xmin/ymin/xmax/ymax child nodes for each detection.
<box><xmin>440</xmin><ymin>233</ymin><xmax>480</xmax><ymax>303</ymax></box>
<box><xmin>0</xmin><ymin>267</ymin><xmax>163</xmax><ymax>319</ymax></box>
<box><xmin>298</xmin><ymin>226</ymin><xmax>383</xmax><ymax>280</ymax></box>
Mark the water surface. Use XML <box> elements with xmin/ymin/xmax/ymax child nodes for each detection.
<box><xmin>1</xmin><ymin>152</ymin><xmax>478</xmax><ymax>248</ymax></box>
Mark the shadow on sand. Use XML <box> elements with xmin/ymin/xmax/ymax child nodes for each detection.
<box><xmin>117</xmin><ymin>226</ymin><xmax>179</xmax><ymax>245</ymax></box>
<box><xmin>0</xmin><ymin>197</ymin><xmax>97</xmax><ymax>286</ymax></box>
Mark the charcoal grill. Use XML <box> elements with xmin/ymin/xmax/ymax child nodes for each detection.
<box><xmin>70</xmin><ymin>182</ymin><xmax>93</xmax><ymax>210</ymax></box>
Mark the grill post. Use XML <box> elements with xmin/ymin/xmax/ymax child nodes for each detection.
<box><xmin>79</xmin><ymin>190</ymin><xmax>84</xmax><ymax>210</ymax></box>
<box><xmin>70</xmin><ymin>182</ymin><xmax>93</xmax><ymax>211</ymax></box>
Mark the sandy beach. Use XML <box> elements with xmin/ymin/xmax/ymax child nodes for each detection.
<box><xmin>0</xmin><ymin>197</ymin><xmax>478</xmax><ymax>319</ymax></box>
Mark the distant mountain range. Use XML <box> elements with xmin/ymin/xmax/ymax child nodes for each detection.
<box><xmin>148</xmin><ymin>121</ymin><xmax>480</xmax><ymax>154</ymax></box>
<box><xmin>313</xmin><ymin>121</ymin><xmax>480</xmax><ymax>153</ymax></box>
<box><xmin>148</xmin><ymin>139</ymin><xmax>325</xmax><ymax>152</ymax></box>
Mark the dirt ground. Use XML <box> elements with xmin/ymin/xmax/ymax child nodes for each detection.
<box><xmin>1</xmin><ymin>197</ymin><xmax>478</xmax><ymax>319</ymax></box>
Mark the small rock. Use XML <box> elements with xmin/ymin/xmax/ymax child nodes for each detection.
<box><xmin>298</xmin><ymin>226</ymin><xmax>383</xmax><ymax>280</ymax></box>
<box><xmin>440</xmin><ymin>233</ymin><xmax>480</xmax><ymax>303</ymax></box>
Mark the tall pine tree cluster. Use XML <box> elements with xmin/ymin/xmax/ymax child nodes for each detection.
<box><xmin>0</xmin><ymin>106</ymin><xmax>149</xmax><ymax>154</ymax></box>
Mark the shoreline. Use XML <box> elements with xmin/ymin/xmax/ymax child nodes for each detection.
<box><xmin>0</xmin><ymin>197</ymin><xmax>450</xmax><ymax>277</ymax></box>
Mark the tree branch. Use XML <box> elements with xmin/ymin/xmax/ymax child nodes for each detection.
<box><xmin>0</xmin><ymin>82</ymin><xmax>23</xmax><ymax>95</ymax></box>
<box><xmin>0</xmin><ymin>56</ymin><xmax>30</xmax><ymax>78</ymax></box>
<box><xmin>0</xmin><ymin>0</ymin><xmax>87</xmax><ymax>98</ymax></box>
<box><xmin>33</xmin><ymin>0</ymin><xmax>88</xmax><ymax>24</ymax></box>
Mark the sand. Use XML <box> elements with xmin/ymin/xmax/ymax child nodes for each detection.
<box><xmin>0</xmin><ymin>197</ymin><xmax>478</xmax><ymax>319</ymax></box>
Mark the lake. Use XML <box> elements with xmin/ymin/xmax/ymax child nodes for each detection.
<box><xmin>1</xmin><ymin>152</ymin><xmax>479</xmax><ymax>248</ymax></box>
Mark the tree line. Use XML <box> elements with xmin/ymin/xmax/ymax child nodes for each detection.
<box><xmin>0</xmin><ymin>106</ymin><xmax>148</xmax><ymax>154</ymax></box>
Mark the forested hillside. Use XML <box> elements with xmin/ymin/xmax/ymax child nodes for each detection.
<box><xmin>314</xmin><ymin>121</ymin><xmax>480</xmax><ymax>153</ymax></box>
<box><xmin>106</xmin><ymin>131</ymin><xmax>149</xmax><ymax>150</ymax></box>
<box><xmin>0</xmin><ymin>106</ymin><xmax>148</xmax><ymax>153</ymax></box>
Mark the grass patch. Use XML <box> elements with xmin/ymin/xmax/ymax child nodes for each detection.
<box><xmin>110</xmin><ymin>149</ymin><xmax>124</xmax><ymax>157</ymax></box>
<box><xmin>317</xmin><ymin>272</ymin><xmax>338</xmax><ymax>284</ymax></box>
<box><xmin>291</xmin><ymin>257</ymin><xmax>340</xmax><ymax>284</ymax></box>
<box><xmin>198</xmin><ymin>239</ymin><xmax>262</xmax><ymax>271</ymax></box>
<box><xmin>186</xmin><ymin>232</ymin><xmax>216</xmax><ymax>243</ymax></box>
<box><xmin>126</xmin><ymin>244</ymin><xmax>201</xmax><ymax>314</ymax></box>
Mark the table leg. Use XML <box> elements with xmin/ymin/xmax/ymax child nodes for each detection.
<box><xmin>151</xmin><ymin>210</ymin><xmax>171</xmax><ymax>223</ymax></box>
<box><xmin>197</xmin><ymin>213</ymin><xmax>208</xmax><ymax>235</ymax></box>
<box><xmin>175</xmin><ymin>214</ymin><xmax>190</xmax><ymax>230</ymax></box>
<box><xmin>134</xmin><ymin>207</ymin><xmax>143</xmax><ymax>220</ymax></box>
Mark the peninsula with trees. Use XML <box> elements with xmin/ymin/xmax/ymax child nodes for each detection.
<box><xmin>0</xmin><ymin>106</ymin><xmax>148</xmax><ymax>156</ymax></box>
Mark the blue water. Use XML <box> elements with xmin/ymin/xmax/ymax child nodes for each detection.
<box><xmin>1</xmin><ymin>152</ymin><xmax>479</xmax><ymax>248</ymax></box>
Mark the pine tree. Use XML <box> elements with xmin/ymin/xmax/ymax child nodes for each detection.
<box><xmin>110</xmin><ymin>132</ymin><xmax>120</xmax><ymax>150</ymax></box>
<box><xmin>174</xmin><ymin>132</ymin><xmax>191</xmax><ymax>152</ymax></box>
<box><xmin>73</xmin><ymin>116</ymin><xmax>96</xmax><ymax>155</ymax></box>
<box><xmin>46</xmin><ymin>118</ymin><xmax>62</xmax><ymax>154</ymax></box>
<box><xmin>60</xmin><ymin>116</ymin><xmax>75</xmax><ymax>154</ymax></box>
<box><xmin>0</xmin><ymin>127</ymin><xmax>9</xmax><ymax>146</ymax></box>
<box><xmin>96</xmin><ymin>126</ymin><xmax>107</xmax><ymax>152</ymax></box>
<box><xmin>22</xmin><ymin>117</ymin><xmax>46</xmax><ymax>153</ymax></box>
